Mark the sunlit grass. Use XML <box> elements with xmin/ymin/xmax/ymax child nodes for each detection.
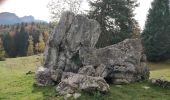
<box><xmin>149</xmin><ymin>60</ymin><xmax>170</xmax><ymax>80</ymax></box>
<box><xmin>0</xmin><ymin>55</ymin><xmax>170</xmax><ymax>100</ymax></box>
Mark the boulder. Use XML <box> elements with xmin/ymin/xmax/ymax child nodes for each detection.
<box><xmin>35</xmin><ymin>67</ymin><xmax>54</xmax><ymax>86</ymax></box>
<box><xmin>151</xmin><ymin>79</ymin><xmax>170</xmax><ymax>88</ymax></box>
<box><xmin>43</xmin><ymin>11</ymin><xmax>101</xmax><ymax>72</ymax></box>
<box><xmin>36</xmin><ymin>11</ymin><xmax>101</xmax><ymax>86</ymax></box>
<box><xmin>56</xmin><ymin>72</ymin><xmax>110</xmax><ymax>95</ymax></box>
<box><xmin>79</xmin><ymin>39</ymin><xmax>149</xmax><ymax>84</ymax></box>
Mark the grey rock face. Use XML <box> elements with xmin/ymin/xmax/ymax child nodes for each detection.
<box><xmin>35</xmin><ymin>11</ymin><xmax>149</xmax><ymax>95</ymax></box>
<box><xmin>56</xmin><ymin>72</ymin><xmax>110</xmax><ymax>95</ymax></box>
<box><xmin>43</xmin><ymin>11</ymin><xmax>101</xmax><ymax>72</ymax></box>
<box><xmin>36</xmin><ymin>11</ymin><xmax>101</xmax><ymax>86</ymax></box>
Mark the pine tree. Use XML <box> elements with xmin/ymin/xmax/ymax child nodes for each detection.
<box><xmin>89</xmin><ymin>0</ymin><xmax>139</xmax><ymax>48</ymax></box>
<box><xmin>0</xmin><ymin>37</ymin><xmax>5</xmax><ymax>61</ymax></box>
<box><xmin>142</xmin><ymin>0</ymin><xmax>170</xmax><ymax>61</ymax></box>
<box><xmin>15</xmin><ymin>24</ymin><xmax>29</xmax><ymax>56</ymax></box>
<box><xmin>37</xmin><ymin>34</ymin><xmax>45</xmax><ymax>53</ymax></box>
<box><xmin>27</xmin><ymin>35</ymin><xmax>34</xmax><ymax>56</ymax></box>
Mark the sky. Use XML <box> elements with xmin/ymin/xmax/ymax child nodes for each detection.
<box><xmin>0</xmin><ymin>0</ymin><xmax>153</xmax><ymax>29</ymax></box>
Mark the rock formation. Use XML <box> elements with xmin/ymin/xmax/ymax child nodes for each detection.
<box><xmin>35</xmin><ymin>11</ymin><xmax>149</xmax><ymax>95</ymax></box>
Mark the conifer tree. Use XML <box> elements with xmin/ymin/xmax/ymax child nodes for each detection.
<box><xmin>15</xmin><ymin>24</ymin><xmax>29</xmax><ymax>56</ymax></box>
<box><xmin>89</xmin><ymin>0</ymin><xmax>139</xmax><ymax>48</ymax></box>
<box><xmin>142</xmin><ymin>0</ymin><xmax>170</xmax><ymax>61</ymax></box>
<box><xmin>27</xmin><ymin>35</ymin><xmax>34</xmax><ymax>56</ymax></box>
<box><xmin>0</xmin><ymin>38</ymin><xmax>5</xmax><ymax>61</ymax></box>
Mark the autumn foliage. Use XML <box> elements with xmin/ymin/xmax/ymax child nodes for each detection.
<box><xmin>0</xmin><ymin>22</ymin><xmax>51</xmax><ymax>57</ymax></box>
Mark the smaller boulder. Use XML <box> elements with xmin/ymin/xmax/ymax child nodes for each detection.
<box><xmin>151</xmin><ymin>78</ymin><xmax>170</xmax><ymax>88</ymax></box>
<box><xmin>35</xmin><ymin>67</ymin><xmax>54</xmax><ymax>86</ymax></box>
<box><xmin>56</xmin><ymin>72</ymin><xmax>109</xmax><ymax>95</ymax></box>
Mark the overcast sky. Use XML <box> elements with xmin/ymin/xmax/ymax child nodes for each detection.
<box><xmin>0</xmin><ymin>0</ymin><xmax>153</xmax><ymax>29</ymax></box>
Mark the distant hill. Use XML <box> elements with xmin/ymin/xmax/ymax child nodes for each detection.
<box><xmin>0</xmin><ymin>12</ymin><xmax>21</xmax><ymax>25</ymax></box>
<box><xmin>0</xmin><ymin>12</ymin><xmax>47</xmax><ymax>25</ymax></box>
<box><xmin>20</xmin><ymin>15</ymin><xmax>35</xmax><ymax>23</ymax></box>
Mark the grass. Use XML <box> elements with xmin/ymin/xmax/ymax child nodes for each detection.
<box><xmin>149</xmin><ymin>60</ymin><xmax>170</xmax><ymax>80</ymax></box>
<box><xmin>0</xmin><ymin>55</ymin><xmax>170</xmax><ymax>100</ymax></box>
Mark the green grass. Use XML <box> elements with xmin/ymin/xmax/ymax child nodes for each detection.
<box><xmin>149</xmin><ymin>60</ymin><xmax>170</xmax><ymax>80</ymax></box>
<box><xmin>0</xmin><ymin>55</ymin><xmax>170</xmax><ymax>100</ymax></box>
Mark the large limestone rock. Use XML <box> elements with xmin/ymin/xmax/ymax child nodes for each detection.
<box><xmin>43</xmin><ymin>11</ymin><xmax>101</xmax><ymax>72</ymax></box>
<box><xmin>35</xmin><ymin>11</ymin><xmax>149</xmax><ymax>95</ymax></box>
<box><xmin>79</xmin><ymin>39</ymin><xmax>149</xmax><ymax>84</ymax></box>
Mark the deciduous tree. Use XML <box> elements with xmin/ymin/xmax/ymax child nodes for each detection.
<box><xmin>27</xmin><ymin>35</ymin><xmax>34</xmax><ymax>56</ymax></box>
<box><xmin>37</xmin><ymin>34</ymin><xmax>45</xmax><ymax>53</ymax></box>
<box><xmin>48</xmin><ymin>0</ymin><xmax>83</xmax><ymax>21</ymax></box>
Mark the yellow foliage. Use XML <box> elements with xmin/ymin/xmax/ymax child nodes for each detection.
<box><xmin>35</xmin><ymin>34</ymin><xmax>45</xmax><ymax>53</ymax></box>
<box><xmin>43</xmin><ymin>31</ymin><xmax>49</xmax><ymax>43</ymax></box>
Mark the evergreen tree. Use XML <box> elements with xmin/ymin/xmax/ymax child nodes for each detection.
<box><xmin>15</xmin><ymin>25</ymin><xmax>29</xmax><ymax>56</ymax></box>
<box><xmin>89</xmin><ymin>0</ymin><xmax>139</xmax><ymax>48</ymax></box>
<box><xmin>27</xmin><ymin>35</ymin><xmax>34</xmax><ymax>56</ymax></box>
<box><xmin>3</xmin><ymin>32</ymin><xmax>17</xmax><ymax>57</ymax></box>
<box><xmin>0</xmin><ymin>37</ymin><xmax>5</xmax><ymax>61</ymax></box>
<box><xmin>142</xmin><ymin>0</ymin><xmax>170</xmax><ymax>61</ymax></box>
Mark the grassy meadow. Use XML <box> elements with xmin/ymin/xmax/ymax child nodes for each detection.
<box><xmin>0</xmin><ymin>55</ymin><xmax>170</xmax><ymax>100</ymax></box>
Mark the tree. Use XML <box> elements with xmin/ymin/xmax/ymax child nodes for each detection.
<box><xmin>3</xmin><ymin>32</ymin><xmax>17</xmax><ymax>57</ymax></box>
<box><xmin>27</xmin><ymin>35</ymin><xmax>34</xmax><ymax>56</ymax></box>
<box><xmin>43</xmin><ymin>31</ymin><xmax>49</xmax><ymax>43</ymax></box>
<box><xmin>89</xmin><ymin>0</ymin><xmax>139</xmax><ymax>48</ymax></box>
<box><xmin>142</xmin><ymin>0</ymin><xmax>170</xmax><ymax>61</ymax></box>
<box><xmin>0</xmin><ymin>37</ymin><xmax>5</xmax><ymax>61</ymax></box>
<box><xmin>48</xmin><ymin>0</ymin><xmax>83</xmax><ymax>21</ymax></box>
<box><xmin>37</xmin><ymin>34</ymin><xmax>45</xmax><ymax>53</ymax></box>
<box><xmin>15</xmin><ymin>24</ymin><xmax>29</xmax><ymax>56</ymax></box>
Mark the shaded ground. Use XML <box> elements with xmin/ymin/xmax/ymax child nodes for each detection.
<box><xmin>0</xmin><ymin>55</ymin><xmax>170</xmax><ymax>100</ymax></box>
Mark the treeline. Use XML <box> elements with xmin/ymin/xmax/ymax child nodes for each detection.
<box><xmin>0</xmin><ymin>22</ymin><xmax>53</xmax><ymax>58</ymax></box>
